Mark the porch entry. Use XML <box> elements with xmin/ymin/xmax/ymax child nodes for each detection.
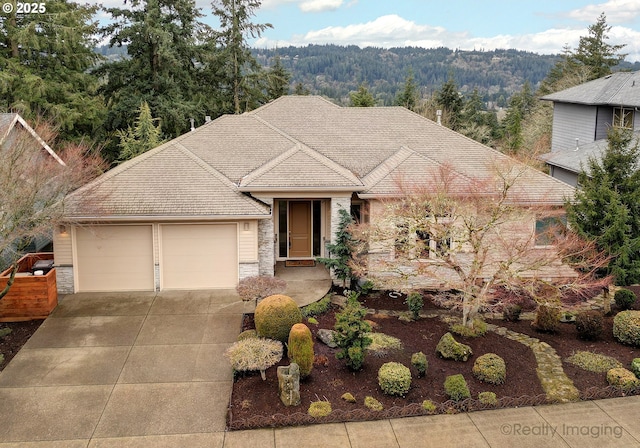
<box><xmin>277</xmin><ymin>200</ymin><xmax>324</xmax><ymax>259</ymax></box>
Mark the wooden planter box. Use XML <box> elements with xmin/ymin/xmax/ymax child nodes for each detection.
<box><xmin>0</xmin><ymin>253</ymin><xmax>57</xmax><ymax>322</ymax></box>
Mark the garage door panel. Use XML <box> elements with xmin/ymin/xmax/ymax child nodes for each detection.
<box><xmin>76</xmin><ymin>226</ymin><xmax>154</xmax><ymax>292</ymax></box>
<box><xmin>161</xmin><ymin>224</ymin><xmax>237</xmax><ymax>289</ymax></box>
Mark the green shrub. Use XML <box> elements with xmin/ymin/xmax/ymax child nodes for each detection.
<box><xmin>236</xmin><ymin>276</ymin><xmax>286</xmax><ymax>302</ymax></box>
<box><xmin>0</xmin><ymin>327</ymin><xmax>12</xmax><ymax>338</ymax></box>
<box><xmin>288</xmin><ymin>323</ymin><xmax>315</xmax><ymax>379</ymax></box>
<box><xmin>613</xmin><ymin>310</ymin><xmax>640</xmax><ymax>346</ymax></box>
<box><xmin>308</xmin><ymin>400</ymin><xmax>332</xmax><ymax>417</ymax></box>
<box><xmin>237</xmin><ymin>329</ymin><xmax>258</xmax><ymax>341</ymax></box>
<box><xmin>575</xmin><ymin>310</ymin><xmax>604</xmax><ymax>341</ymax></box>
<box><xmin>472</xmin><ymin>353</ymin><xmax>506</xmax><ymax>385</ymax></box>
<box><xmin>450</xmin><ymin>319</ymin><xmax>487</xmax><ymax>337</ymax></box>
<box><xmin>333</xmin><ymin>295</ymin><xmax>372</xmax><ymax>370</ymax></box>
<box><xmin>614</xmin><ymin>288</ymin><xmax>637</xmax><ymax>310</ymax></box>
<box><xmin>478</xmin><ymin>391</ymin><xmax>498</xmax><ymax>406</ymax></box>
<box><xmin>502</xmin><ymin>304</ymin><xmax>522</xmax><ymax>322</ymax></box>
<box><xmin>565</xmin><ymin>351</ymin><xmax>623</xmax><ymax>373</ymax></box>
<box><xmin>411</xmin><ymin>351</ymin><xmax>428</xmax><ymax>377</ymax></box>
<box><xmin>358</xmin><ymin>279</ymin><xmax>375</xmax><ymax>294</ymax></box>
<box><xmin>436</xmin><ymin>332</ymin><xmax>473</xmax><ymax>362</ymax></box>
<box><xmin>301</xmin><ymin>294</ymin><xmax>332</xmax><ymax>317</ymax></box>
<box><xmin>405</xmin><ymin>292</ymin><xmax>424</xmax><ymax>320</ymax></box>
<box><xmin>422</xmin><ymin>399</ymin><xmax>437</xmax><ymax>413</ymax></box>
<box><xmin>254</xmin><ymin>294</ymin><xmax>303</xmax><ymax>343</ymax></box>
<box><xmin>307</xmin><ymin>317</ymin><xmax>319</xmax><ymax>325</ymax></box>
<box><xmin>606</xmin><ymin>368</ymin><xmax>640</xmax><ymax>391</ymax></box>
<box><xmin>225</xmin><ymin>338</ymin><xmax>283</xmax><ymax>380</ymax></box>
<box><xmin>341</xmin><ymin>392</ymin><xmax>356</xmax><ymax>403</ymax></box>
<box><xmin>378</xmin><ymin>362</ymin><xmax>412</xmax><ymax>396</ymax></box>
<box><xmin>444</xmin><ymin>374</ymin><xmax>471</xmax><ymax>401</ymax></box>
<box><xmin>631</xmin><ymin>359</ymin><xmax>640</xmax><ymax>378</ymax></box>
<box><xmin>367</xmin><ymin>332</ymin><xmax>403</xmax><ymax>357</ymax></box>
<box><xmin>364</xmin><ymin>396</ymin><xmax>383</xmax><ymax>411</ymax></box>
<box><xmin>531</xmin><ymin>305</ymin><xmax>560</xmax><ymax>333</ymax></box>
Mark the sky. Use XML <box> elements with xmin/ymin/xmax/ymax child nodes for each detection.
<box><xmin>93</xmin><ymin>0</ymin><xmax>640</xmax><ymax>62</ymax></box>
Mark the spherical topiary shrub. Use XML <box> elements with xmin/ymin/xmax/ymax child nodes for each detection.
<box><xmin>613</xmin><ymin>310</ymin><xmax>640</xmax><ymax>347</ymax></box>
<box><xmin>575</xmin><ymin>310</ymin><xmax>603</xmax><ymax>341</ymax></box>
<box><xmin>472</xmin><ymin>353</ymin><xmax>506</xmax><ymax>385</ymax></box>
<box><xmin>378</xmin><ymin>362</ymin><xmax>412</xmax><ymax>396</ymax></box>
<box><xmin>288</xmin><ymin>323</ymin><xmax>315</xmax><ymax>379</ymax></box>
<box><xmin>531</xmin><ymin>304</ymin><xmax>560</xmax><ymax>333</ymax></box>
<box><xmin>614</xmin><ymin>289</ymin><xmax>637</xmax><ymax>311</ymax></box>
<box><xmin>254</xmin><ymin>294</ymin><xmax>303</xmax><ymax>343</ymax></box>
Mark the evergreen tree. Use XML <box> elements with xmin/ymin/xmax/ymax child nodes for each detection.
<box><xmin>500</xmin><ymin>82</ymin><xmax>534</xmax><ymax>153</ymax></box>
<box><xmin>435</xmin><ymin>73</ymin><xmax>463</xmax><ymax>130</ymax></box>
<box><xmin>396</xmin><ymin>68</ymin><xmax>419</xmax><ymax>111</ymax></box>
<box><xmin>209</xmin><ymin>0</ymin><xmax>272</xmax><ymax>114</ymax></box>
<box><xmin>349</xmin><ymin>83</ymin><xmax>375</xmax><ymax>107</ymax></box>
<box><xmin>266</xmin><ymin>54</ymin><xmax>291</xmax><ymax>100</ymax></box>
<box><xmin>117</xmin><ymin>102</ymin><xmax>165</xmax><ymax>162</ymax></box>
<box><xmin>571</xmin><ymin>12</ymin><xmax>627</xmax><ymax>80</ymax></box>
<box><xmin>0</xmin><ymin>0</ymin><xmax>106</xmax><ymax>140</ymax></box>
<box><xmin>317</xmin><ymin>209</ymin><xmax>354</xmax><ymax>287</ymax></box>
<box><xmin>567</xmin><ymin>128</ymin><xmax>640</xmax><ymax>285</ymax></box>
<box><xmin>293</xmin><ymin>82</ymin><xmax>310</xmax><ymax>95</ymax></box>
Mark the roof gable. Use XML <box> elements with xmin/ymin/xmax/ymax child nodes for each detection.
<box><xmin>0</xmin><ymin>113</ymin><xmax>65</xmax><ymax>165</ymax></box>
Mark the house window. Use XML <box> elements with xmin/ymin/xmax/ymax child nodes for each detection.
<box><xmin>535</xmin><ymin>216</ymin><xmax>566</xmax><ymax>246</ymax></box>
<box><xmin>350</xmin><ymin>202</ymin><xmax>368</xmax><ymax>224</ymax></box>
<box><xmin>395</xmin><ymin>223</ymin><xmax>451</xmax><ymax>260</ymax></box>
<box><xmin>613</xmin><ymin>107</ymin><xmax>634</xmax><ymax>129</ymax></box>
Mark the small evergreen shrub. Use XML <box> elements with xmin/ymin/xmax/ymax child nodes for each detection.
<box><xmin>422</xmin><ymin>400</ymin><xmax>437</xmax><ymax>414</ymax></box>
<box><xmin>367</xmin><ymin>332</ymin><xmax>403</xmax><ymax>357</ymax></box>
<box><xmin>450</xmin><ymin>319</ymin><xmax>487</xmax><ymax>337</ymax></box>
<box><xmin>364</xmin><ymin>396</ymin><xmax>383</xmax><ymax>411</ymax></box>
<box><xmin>565</xmin><ymin>351</ymin><xmax>623</xmax><ymax>373</ymax></box>
<box><xmin>236</xmin><ymin>276</ymin><xmax>286</xmax><ymax>302</ymax></box>
<box><xmin>378</xmin><ymin>362</ymin><xmax>412</xmax><ymax>396</ymax></box>
<box><xmin>307</xmin><ymin>317</ymin><xmax>319</xmax><ymax>325</ymax></box>
<box><xmin>436</xmin><ymin>332</ymin><xmax>473</xmax><ymax>362</ymax></box>
<box><xmin>472</xmin><ymin>353</ymin><xmax>506</xmax><ymax>385</ymax></box>
<box><xmin>237</xmin><ymin>329</ymin><xmax>258</xmax><ymax>341</ymax></box>
<box><xmin>613</xmin><ymin>310</ymin><xmax>640</xmax><ymax>346</ymax></box>
<box><xmin>502</xmin><ymin>304</ymin><xmax>522</xmax><ymax>322</ymax></box>
<box><xmin>308</xmin><ymin>400</ymin><xmax>332</xmax><ymax>417</ymax></box>
<box><xmin>606</xmin><ymin>368</ymin><xmax>640</xmax><ymax>391</ymax></box>
<box><xmin>575</xmin><ymin>310</ymin><xmax>603</xmax><ymax>341</ymax></box>
<box><xmin>0</xmin><ymin>327</ymin><xmax>12</xmax><ymax>338</ymax></box>
<box><xmin>405</xmin><ymin>292</ymin><xmax>424</xmax><ymax>320</ymax></box>
<box><xmin>288</xmin><ymin>323</ymin><xmax>315</xmax><ymax>378</ymax></box>
<box><xmin>341</xmin><ymin>392</ymin><xmax>356</xmax><ymax>403</ymax></box>
<box><xmin>358</xmin><ymin>279</ymin><xmax>375</xmax><ymax>294</ymax></box>
<box><xmin>631</xmin><ymin>358</ymin><xmax>640</xmax><ymax>378</ymax></box>
<box><xmin>333</xmin><ymin>294</ymin><xmax>372</xmax><ymax>370</ymax></box>
<box><xmin>478</xmin><ymin>391</ymin><xmax>498</xmax><ymax>406</ymax></box>
<box><xmin>444</xmin><ymin>374</ymin><xmax>471</xmax><ymax>401</ymax></box>
<box><xmin>225</xmin><ymin>338</ymin><xmax>283</xmax><ymax>380</ymax></box>
<box><xmin>531</xmin><ymin>305</ymin><xmax>560</xmax><ymax>333</ymax></box>
<box><xmin>411</xmin><ymin>351</ymin><xmax>428</xmax><ymax>377</ymax></box>
<box><xmin>301</xmin><ymin>294</ymin><xmax>332</xmax><ymax>317</ymax></box>
<box><xmin>254</xmin><ymin>294</ymin><xmax>303</xmax><ymax>343</ymax></box>
<box><xmin>614</xmin><ymin>288</ymin><xmax>637</xmax><ymax>310</ymax></box>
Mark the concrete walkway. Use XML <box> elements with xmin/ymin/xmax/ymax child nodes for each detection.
<box><xmin>0</xmin><ymin>291</ymin><xmax>639</xmax><ymax>447</ymax></box>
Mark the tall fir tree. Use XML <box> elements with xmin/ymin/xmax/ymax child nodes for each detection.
<box><xmin>396</xmin><ymin>68</ymin><xmax>419</xmax><ymax>111</ymax></box>
<box><xmin>435</xmin><ymin>73</ymin><xmax>463</xmax><ymax>130</ymax></box>
<box><xmin>349</xmin><ymin>83</ymin><xmax>375</xmax><ymax>107</ymax></box>
<box><xmin>317</xmin><ymin>209</ymin><xmax>355</xmax><ymax>287</ymax></box>
<box><xmin>266</xmin><ymin>54</ymin><xmax>291</xmax><ymax>101</ymax></box>
<box><xmin>567</xmin><ymin>128</ymin><xmax>640</xmax><ymax>285</ymax></box>
<box><xmin>117</xmin><ymin>101</ymin><xmax>165</xmax><ymax>162</ymax></box>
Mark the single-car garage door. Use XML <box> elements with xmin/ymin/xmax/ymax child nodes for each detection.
<box><xmin>75</xmin><ymin>225</ymin><xmax>154</xmax><ymax>292</ymax></box>
<box><xmin>160</xmin><ymin>224</ymin><xmax>238</xmax><ymax>289</ymax></box>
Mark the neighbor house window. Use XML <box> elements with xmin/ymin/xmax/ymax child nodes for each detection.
<box><xmin>535</xmin><ymin>216</ymin><xmax>566</xmax><ymax>246</ymax></box>
<box><xmin>613</xmin><ymin>107</ymin><xmax>634</xmax><ymax>129</ymax></box>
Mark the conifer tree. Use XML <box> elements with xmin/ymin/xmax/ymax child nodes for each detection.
<box><xmin>317</xmin><ymin>209</ymin><xmax>354</xmax><ymax>287</ymax></box>
<box><xmin>350</xmin><ymin>83</ymin><xmax>375</xmax><ymax>107</ymax></box>
<box><xmin>396</xmin><ymin>68</ymin><xmax>419</xmax><ymax>111</ymax></box>
<box><xmin>117</xmin><ymin>102</ymin><xmax>165</xmax><ymax>162</ymax></box>
<box><xmin>266</xmin><ymin>54</ymin><xmax>291</xmax><ymax>101</ymax></box>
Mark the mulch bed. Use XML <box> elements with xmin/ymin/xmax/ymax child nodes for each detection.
<box><xmin>0</xmin><ymin>320</ymin><xmax>43</xmax><ymax>371</ymax></box>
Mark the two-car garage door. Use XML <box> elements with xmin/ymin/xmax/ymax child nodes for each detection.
<box><xmin>75</xmin><ymin>224</ymin><xmax>238</xmax><ymax>292</ymax></box>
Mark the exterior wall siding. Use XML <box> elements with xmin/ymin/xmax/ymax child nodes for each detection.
<box><xmin>549</xmin><ymin>166</ymin><xmax>579</xmax><ymax>187</ymax></box>
<box><xmin>239</xmin><ymin>262</ymin><xmax>260</xmax><ymax>279</ymax></box>
<box><xmin>55</xmin><ymin>266</ymin><xmax>74</xmax><ymax>295</ymax></box>
<box><xmin>551</xmin><ymin>103</ymin><xmax>597</xmax><ymax>152</ymax></box>
<box><xmin>595</xmin><ymin>106</ymin><xmax>613</xmax><ymax>141</ymax></box>
<box><xmin>238</xmin><ymin>220</ymin><xmax>258</xmax><ymax>262</ymax></box>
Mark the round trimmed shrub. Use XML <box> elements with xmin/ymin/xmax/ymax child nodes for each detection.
<box><xmin>411</xmin><ymin>351</ymin><xmax>428</xmax><ymax>377</ymax></box>
<box><xmin>615</xmin><ymin>288</ymin><xmax>637</xmax><ymax>310</ymax></box>
<box><xmin>444</xmin><ymin>374</ymin><xmax>470</xmax><ymax>401</ymax></box>
<box><xmin>613</xmin><ymin>310</ymin><xmax>640</xmax><ymax>347</ymax></box>
<box><xmin>237</xmin><ymin>329</ymin><xmax>258</xmax><ymax>341</ymax></box>
<box><xmin>478</xmin><ymin>391</ymin><xmax>498</xmax><ymax>406</ymax></box>
<box><xmin>254</xmin><ymin>294</ymin><xmax>303</xmax><ymax>343</ymax></box>
<box><xmin>532</xmin><ymin>305</ymin><xmax>560</xmax><ymax>333</ymax></box>
<box><xmin>575</xmin><ymin>310</ymin><xmax>603</xmax><ymax>341</ymax></box>
<box><xmin>502</xmin><ymin>304</ymin><xmax>522</xmax><ymax>322</ymax></box>
<box><xmin>378</xmin><ymin>362</ymin><xmax>412</xmax><ymax>396</ymax></box>
<box><xmin>288</xmin><ymin>323</ymin><xmax>315</xmax><ymax>379</ymax></box>
<box><xmin>472</xmin><ymin>353</ymin><xmax>506</xmax><ymax>385</ymax></box>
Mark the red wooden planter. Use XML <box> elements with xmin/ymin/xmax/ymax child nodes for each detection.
<box><xmin>0</xmin><ymin>253</ymin><xmax>57</xmax><ymax>322</ymax></box>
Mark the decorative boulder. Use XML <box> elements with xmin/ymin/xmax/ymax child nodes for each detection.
<box><xmin>436</xmin><ymin>332</ymin><xmax>473</xmax><ymax>362</ymax></box>
<box><xmin>277</xmin><ymin>363</ymin><xmax>301</xmax><ymax>406</ymax></box>
<box><xmin>316</xmin><ymin>328</ymin><xmax>337</xmax><ymax>348</ymax></box>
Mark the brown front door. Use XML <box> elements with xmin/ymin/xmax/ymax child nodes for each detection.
<box><xmin>289</xmin><ymin>201</ymin><xmax>311</xmax><ymax>257</ymax></box>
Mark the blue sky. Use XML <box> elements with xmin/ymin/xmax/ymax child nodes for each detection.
<box><xmin>95</xmin><ymin>0</ymin><xmax>640</xmax><ymax>61</ymax></box>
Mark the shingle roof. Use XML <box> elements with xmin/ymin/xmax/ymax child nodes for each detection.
<box><xmin>541</xmin><ymin>71</ymin><xmax>640</xmax><ymax>107</ymax></box>
<box><xmin>0</xmin><ymin>113</ymin><xmax>65</xmax><ymax>165</ymax></box>
<box><xmin>67</xmin><ymin>96</ymin><xmax>575</xmax><ymax>219</ymax></box>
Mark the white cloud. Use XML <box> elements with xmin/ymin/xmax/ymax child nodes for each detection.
<box><xmin>299</xmin><ymin>0</ymin><xmax>343</xmax><ymax>13</ymax></box>
<box><xmin>566</xmin><ymin>0</ymin><xmax>640</xmax><ymax>24</ymax></box>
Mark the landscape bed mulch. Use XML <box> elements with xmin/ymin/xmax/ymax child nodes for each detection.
<box><xmin>227</xmin><ymin>290</ymin><xmax>640</xmax><ymax>430</ymax></box>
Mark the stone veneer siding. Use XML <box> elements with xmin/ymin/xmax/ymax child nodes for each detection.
<box><xmin>239</xmin><ymin>262</ymin><xmax>260</xmax><ymax>280</ymax></box>
<box><xmin>258</xmin><ymin>207</ymin><xmax>275</xmax><ymax>276</ymax></box>
<box><xmin>55</xmin><ymin>265</ymin><xmax>74</xmax><ymax>295</ymax></box>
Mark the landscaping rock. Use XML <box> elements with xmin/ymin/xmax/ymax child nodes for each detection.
<box><xmin>316</xmin><ymin>328</ymin><xmax>337</xmax><ymax>348</ymax></box>
<box><xmin>330</xmin><ymin>294</ymin><xmax>347</xmax><ymax>308</ymax></box>
<box><xmin>277</xmin><ymin>363</ymin><xmax>301</xmax><ymax>406</ymax></box>
<box><xmin>435</xmin><ymin>332</ymin><xmax>473</xmax><ymax>362</ymax></box>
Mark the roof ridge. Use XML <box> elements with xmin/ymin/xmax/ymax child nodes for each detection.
<box><xmin>362</xmin><ymin>146</ymin><xmax>415</xmax><ymax>187</ymax></box>
<box><xmin>594</xmin><ymin>72</ymin><xmax>631</xmax><ymax>103</ymax></box>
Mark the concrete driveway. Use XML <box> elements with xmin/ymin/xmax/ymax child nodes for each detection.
<box><xmin>0</xmin><ymin>290</ymin><xmax>247</xmax><ymax>446</ymax></box>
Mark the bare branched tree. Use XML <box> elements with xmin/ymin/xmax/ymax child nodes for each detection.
<box><xmin>350</xmin><ymin>159</ymin><xmax>609</xmax><ymax>327</ymax></box>
<box><xmin>0</xmin><ymin>120</ymin><xmax>104</xmax><ymax>299</ymax></box>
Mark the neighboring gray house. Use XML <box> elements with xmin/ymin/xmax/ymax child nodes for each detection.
<box><xmin>540</xmin><ymin>70</ymin><xmax>640</xmax><ymax>186</ymax></box>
